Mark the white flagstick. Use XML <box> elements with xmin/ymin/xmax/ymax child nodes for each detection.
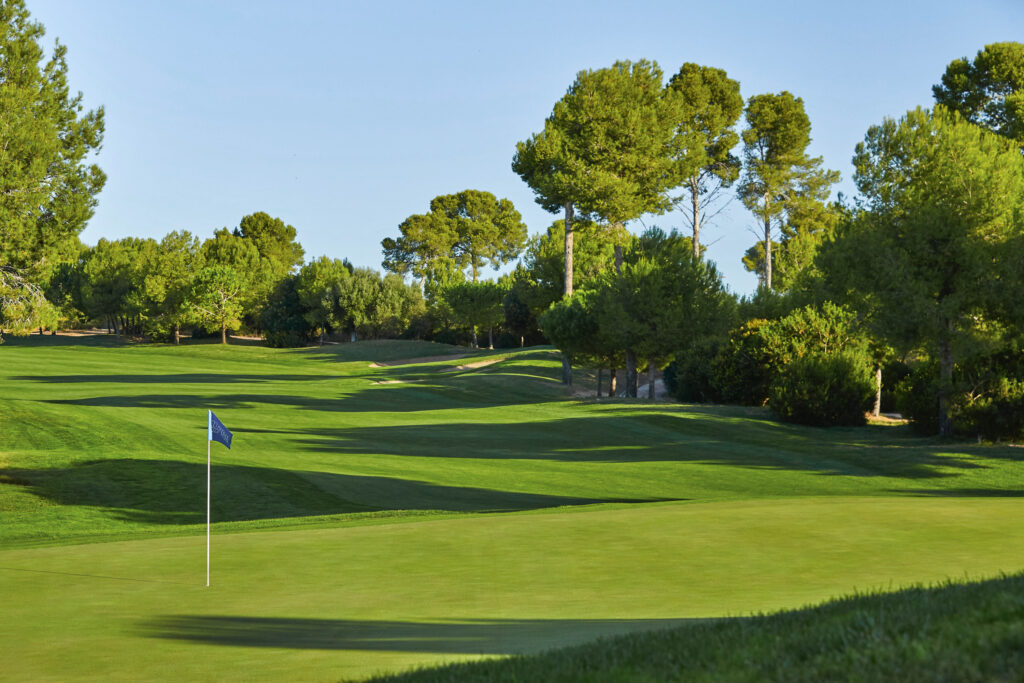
<box><xmin>206</xmin><ymin>413</ymin><xmax>211</xmax><ymax>588</ymax></box>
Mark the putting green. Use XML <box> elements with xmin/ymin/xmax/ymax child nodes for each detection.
<box><xmin>3</xmin><ymin>496</ymin><xmax>1023</xmax><ymax>681</ymax></box>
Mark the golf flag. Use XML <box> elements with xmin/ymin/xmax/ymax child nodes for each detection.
<box><xmin>206</xmin><ymin>410</ymin><xmax>233</xmax><ymax>588</ymax></box>
<box><xmin>208</xmin><ymin>410</ymin><xmax>232</xmax><ymax>449</ymax></box>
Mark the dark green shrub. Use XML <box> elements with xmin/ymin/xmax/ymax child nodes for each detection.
<box><xmin>259</xmin><ymin>276</ymin><xmax>314</xmax><ymax>347</ymax></box>
<box><xmin>960</xmin><ymin>378</ymin><xmax>1024</xmax><ymax>441</ymax></box>
<box><xmin>709</xmin><ymin>319</ymin><xmax>776</xmax><ymax>405</ymax></box>
<box><xmin>666</xmin><ymin>337</ymin><xmax>723</xmax><ymax>403</ymax></box>
<box><xmin>880</xmin><ymin>359</ymin><xmax>911</xmax><ymax>413</ymax></box>
<box><xmin>894</xmin><ymin>364</ymin><xmax>940</xmax><ymax>434</ymax></box>
<box><xmin>769</xmin><ymin>351</ymin><xmax>874</xmax><ymax>426</ymax></box>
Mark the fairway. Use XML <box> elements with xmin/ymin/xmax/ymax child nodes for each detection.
<box><xmin>3</xmin><ymin>338</ymin><xmax>1024</xmax><ymax>680</ymax></box>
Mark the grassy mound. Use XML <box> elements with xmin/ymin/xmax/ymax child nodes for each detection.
<box><xmin>369</xmin><ymin>572</ymin><xmax>1024</xmax><ymax>682</ymax></box>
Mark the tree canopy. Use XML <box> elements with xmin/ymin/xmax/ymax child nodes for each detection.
<box><xmin>0</xmin><ymin>0</ymin><xmax>105</xmax><ymax>281</ymax></box>
<box><xmin>933</xmin><ymin>41</ymin><xmax>1024</xmax><ymax>146</ymax></box>
<box><xmin>664</xmin><ymin>63</ymin><xmax>743</xmax><ymax>257</ymax></box>
<box><xmin>738</xmin><ymin>92</ymin><xmax>839</xmax><ymax>290</ymax></box>
<box><xmin>843</xmin><ymin>105</ymin><xmax>1024</xmax><ymax>435</ymax></box>
<box><xmin>383</xmin><ymin>189</ymin><xmax>526</xmax><ymax>285</ymax></box>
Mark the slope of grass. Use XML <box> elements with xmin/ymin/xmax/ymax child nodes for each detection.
<box><xmin>2</xmin><ymin>336</ymin><xmax>1023</xmax><ymax>680</ymax></box>
<box><xmin>2</xmin><ymin>497</ymin><xmax>1023</xmax><ymax>681</ymax></box>
<box><xmin>3</xmin><ymin>337</ymin><xmax>1023</xmax><ymax>548</ymax></box>
<box><xmin>369</xmin><ymin>571</ymin><xmax>1024</xmax><ymax>683</ymax></box>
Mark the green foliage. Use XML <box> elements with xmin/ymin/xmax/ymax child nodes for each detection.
<box><xmin>234</xmin><ymin>211</ymin><xmax>304</xmax><ymax>274</ymax></box>
<box><xmin>738</xmin><ymin>92</ymin><xmax>839</xmax><ymax>289</ymax></box>
<box><xmin>336</xmin><ymin>268</ymin><xmax>425</xmax><ymax>340</ymax></box>
<box><xmin>294</xmin><ymin>256</ymin><xmax>350</xmax><ymax>341</ymax></box>
<box><xmin>187</xmin><ymin>265</ymin><xmax>247</xmax><ymax>343</ymax></box>
<box><xmin>596</xmin><ymin>227</ymin><xmax>733</xmax><ymax>369</ymax></box>
<box><xmin>769</xmin><ymin>351</ymin><xmax>874</xmax><ymax>426</ymax></box>
<box><xmin>519</xmin><ymin>219</ymin><xmax>628</xmax><ymax>315</ymax></box>
<box><xmin>382</xmin><ymin>190</ymin><xmax>526</xmax><ymax>285</ymax></box>
<box><xmin>933</xmin><ymin>42</ymin><xmax>1024</xmax><ymax>146</ymax></box>
<box><xmin>78</xmin><ymin>237</ymin><xmax>157</xmax><ymax>334</ymax></box>
<box><xmin>709</xmin><ymin>319</ymin><xmax>777</xmax><ymax>405</ymax></box>
<box><xmin>0</xmin><ymin>0</ymin><xmax>106</xmax><ymax>280</ymax></box>
<box><xmin>513</xmin><ymin>59</ymin><xmax>678</xmax><ymax>224</ymax></box>
<box><xmin>960</xmin><ymin>378</ymin><xmax>1024</xmax><ymax>442</ymax></box>
<box><xmin>897</xmin><ymin>344</ymin><xmax>1024</xmax><ymax>440</ymax></box>
<box><xmin>664</xmin><ymin>63</ymin><xmax>743</xmax><ymax>255</ymax></box>
<box><xmin>442</xmin><ymin>280</ymin><xmax>506</xmax><ymax>348</ymax></box>
<box><xmin>664</xmin><ymin>336</ymin><xmax>723</xmax><ymax>403</ymax></box>
<box><xmin>142</xmin><ymin>231</ymin><xmax>204</xmax><ymax>340</ymax></box>
<box><xmin>848</xmin><ymin>105</ymin><xmax>1024</xmax><ymax>434</ymax></box>
<box><xmin>260</xmin><ymin>275</ymin><xmax>315</xmax><ymax>348</ymax></box>
<box><xmin>0</xmin><ymin>266</ymin><xmax>57</xmax><ymax>340</ymax></box>
<box><xmin>711</xmin><ymin>302</ymin><xmax>867</xmax><ymax>406</ymax></box>
<box><xmin>538</xmin><ymin>289</ymin><xmax>602</xmax><ymax>365</ymax></box>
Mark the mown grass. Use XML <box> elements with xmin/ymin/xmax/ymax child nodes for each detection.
<box><xmin>3</xmin><ymin>336</ymin><xmax>1023</xmax><ymax>548</ymax></box>
<box><xmin>369</xmin><ymin>571</ymin><xmax>1024</xmax><ymax>683</ymax></box>
<box><xmin>1</xmin><ymin>335</ymin><xmax>1023</xmax><ymax>680</ymax></box>
<box><xmin>3</xmin><ymin>497</ymin><xmax>1023</xmax><ymax>681</ymax></box>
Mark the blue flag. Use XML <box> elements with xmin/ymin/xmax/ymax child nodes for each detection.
<box><xmin>208</xmin><ymin>410</ymin><xmax>233</xmax><ymax>449</ymax></box>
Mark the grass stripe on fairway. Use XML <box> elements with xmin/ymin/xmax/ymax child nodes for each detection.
<box><xmin>2</xmin><ymin>497</ymin><xmax>1023</xmax><ymax>681</ymax></box>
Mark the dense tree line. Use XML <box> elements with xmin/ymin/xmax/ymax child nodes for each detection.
<box><xmin>2</xmin><ymin>0</ymin><xmax>1023</xmax><ymax>439</ymax></box>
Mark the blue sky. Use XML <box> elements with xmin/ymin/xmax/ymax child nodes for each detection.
<box><xmin>27</xmin><ymin>0</ymin><xmax>1024</xmax><ymax>294</ymax></box>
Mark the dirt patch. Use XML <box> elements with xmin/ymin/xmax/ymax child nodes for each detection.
<box><xmin>369</xmin><ymin>353</ymin><xmax>472</xmax><ymax>368</ymax></box>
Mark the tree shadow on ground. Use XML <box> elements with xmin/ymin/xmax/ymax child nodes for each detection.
<box><xmin>287</xmin><ymin>413</ymin><xmax>1007</xmax><ymax>480</ymax></box>
<box><xmin>16</xmin><ymin>373</ymin><xmax>343</xmax><ymax>384</ymax></box>
<box><xmin>38</xmin><ymin>370</ymin><xmax>565</xmax><ymax>412</ymax></box>
<box><xmin>0</xmin><ymin>459</ymin><xmax>673</xmax><ymax>525</ymax></box>
<box><xmin>140</xmin><ymin>615</ymin><xmax>703</xmax><ymax>654</ymax></box>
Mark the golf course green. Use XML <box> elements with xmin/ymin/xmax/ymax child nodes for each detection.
<box><xmin>2</xmin><ymin>335</ymin><xmax>1023</xmax><ymax>680</ymax></box>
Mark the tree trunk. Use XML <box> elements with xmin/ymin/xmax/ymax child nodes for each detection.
<box><xmin>614</xmin><ymin>245</ymin><xmax>623</xmax><ymax>274</ymax></box>
<box><xmin>938</xmin><ymin>332</ymin><xmax>954</xmax><ymax>437</ymax></box>
<box><xmin>597</xmin><ymin>368</ymin><xmax>603</xmax><ymax>398</ymax></box>
<box><xmin>564</xmin><ymin>202</ymin><xmax>574</xmax><ymax>297</ymax></box>
<box><xmin>609</xmin><ymin>368</ymin><xmax>617</xmax><ymax>397</ymax></box>
<box><xmin>519</xmin><ymin>335</ymin><xmax>524</xmax><ymax>348</ymax></box>
<box><xmin>625</xmin><ymin>350</ymin><xmax>638</xmax><ymax>398</ymax></box>
<box><xmin>471</xmin><ymin>326</ymin><xmax>478</xmax><ymax>348</ymax></box>
<box><xmin>112</xmin><ymin>317</ymin><xmax>120</xmax><ymax>336</ymax></box>
<box><xmin>763</xmin><ymin>194</ymin><xmax>773</xmax><ymax>290</ymax></box>
<box><xmin>221</xmin><ymin>322</ymin><xmax>227</xmax><ymax>345</ymax></box>
<box><xmin>319</xmin><ymin>329</ymin><xmax>325</xmax><ymax>346</ymax></box>
<box><xmin>648</xmin><ymin>362</ymin><xmax>656</xmax><ymax>400</ymax></box>
<box><xmin>873</xmin><ymin>364</ymin><xmax>882</xmax><ymax>417</ymax></box>
<box><xmin>350</xmin><ymin>330</ymin><xmax>357</xmax><ymax>343</ymax></box>
<box><xmin>561</xmin><ymin>202</ymin><xmax>575</xmax><ymax>385</ymax></box>
<box><xmin>691</xmin><ymin>177</ymin><xmax>701</xmax><ymax>258</ymax></box>
<box><xmin>173</xmin><ymin>324</ymin><xmax>180</xmax><ymax>345</ymax></box>
<box><xmin>488</xmin><ymin>327</ymin><xmax>493</xmax><ymax>350</ymax></box>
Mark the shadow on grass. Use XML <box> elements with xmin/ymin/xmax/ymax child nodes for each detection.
<box><xmin>140</xmin><ymin>615</ymin><xmax>701</xmax><ymax>654</ymax></box>
<box><xmin>0</xmin><ymin>459</ymin><xmax>671</xmax><ymax>525</ymax></box>
<box><xmin>38</xmin><ymin>364</ymin><xmax>566</xmax><ymax>412</ymax></box>
<box><xmin>0</xmin><ymin>332</ymin><xmax>131</xmax><ymax>348</ymax></box>
<box><xmin>286</xmin><ymin>413</ymin><xmax>1011</xmax><ymax>479</ymax></box>
<box><xmin>17</xmin><ymin>373</ymin><xmax>342</xmax><ymax>384</ymax></box>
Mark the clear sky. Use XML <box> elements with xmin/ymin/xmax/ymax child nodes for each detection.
<box><xmin>25</xmin><ymin>0</ymin><xmax>1024</xmax><ymax>294</ymax></box>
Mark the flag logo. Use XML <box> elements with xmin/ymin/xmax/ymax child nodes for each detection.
<box><xmin>208</xmin><ymin>410</ymin><xmax>233</xmax><ymax>449</ymax></box>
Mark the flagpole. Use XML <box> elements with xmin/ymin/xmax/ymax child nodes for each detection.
<box><xmin>206</xmin><ymin>430</ymin><xmax>211</xmax><ymax>588</ymax></box>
